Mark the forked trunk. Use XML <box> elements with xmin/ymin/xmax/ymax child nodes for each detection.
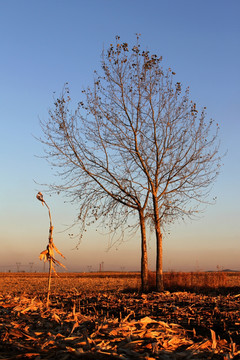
<box><xmin>153</xmin><ymin>195</ymin><xmax>164</xmax><ymax>292</ymax></box>
<box><xmin>139</xmin><ymin>208</ymin><xmax>148</xmax><ymax>292</ymax></box>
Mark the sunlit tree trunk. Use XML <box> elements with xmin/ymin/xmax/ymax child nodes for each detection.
<box><xmin>139</xmin><ymin>208</ymin><xmax>148</xmax><ymax>292</ymax></box>
<box><xmin>153</xmin><ymin>194</ymin><xmax>164</xmax><ymax>292</ymax></box>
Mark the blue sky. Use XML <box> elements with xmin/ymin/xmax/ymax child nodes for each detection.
<box><xmin>0</xmin><ymin>0</ymin><xmax>239</xmax><ymax>272</ymax></box>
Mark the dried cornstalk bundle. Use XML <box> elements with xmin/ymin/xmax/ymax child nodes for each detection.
<box><xmin>39</xmin><ymin>227</ymin><xmax>66</xmax><ymax>274</ymax></box>
<box><xmin>36</xmin><ymin>192</ymin><xmax>66</xmax><ymax>306</ymax></box>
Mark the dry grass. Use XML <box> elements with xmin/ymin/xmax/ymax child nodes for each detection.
<box><xmin>1</xmin><ymin>271</ymin><xmax>240</xmax><ymax>296</ymax></box>
<box><xmin>149</xmin><ymin>271</ymin><xmax>240</xmax><ymax>292</ymax></box>
<box><xmin>0</xmin><ymin>272</ymin><xmax>140</xmax><ymax>296</ymax></box>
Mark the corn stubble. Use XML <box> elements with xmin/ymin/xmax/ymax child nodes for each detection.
<box><xmin>36</xmin><ymin>192</ymin><xmax>66</xmax><ymax>307</ymax></box>
<box><xmin>1</xmin><ymin>273</ymin><xmax>240</xmax><ymax>359</ymax></box>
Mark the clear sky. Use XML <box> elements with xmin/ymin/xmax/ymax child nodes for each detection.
<box><xmin>0</xmin><ymin>0</ymin><xmax>239</xmax><ymax>273</ymax></box>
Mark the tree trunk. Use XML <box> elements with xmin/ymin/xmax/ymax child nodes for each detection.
<box><xmin>139</xmin><ymin>209</ymin><xmax>148</xmax><ymax>292</ymax></box>
<box><xmin>153</xmin><ymin>195</ymin><xmax>164</xmax><ymax>292</ymax></box>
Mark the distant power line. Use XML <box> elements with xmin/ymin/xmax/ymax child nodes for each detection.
<box><xmin>0</xmin><ymin>263</ymin><xmax>39</xmax><ymax>272</ymax></box>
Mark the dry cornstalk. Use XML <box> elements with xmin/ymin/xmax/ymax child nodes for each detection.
<box><xmin>36</xmin><ymin>192</ymin><xmax>66</xmax><ymax>307</ymax></box>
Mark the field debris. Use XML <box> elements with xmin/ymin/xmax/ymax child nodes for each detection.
<box><xmin>1</xmin><ymin>279</ymin><xmax>240</xmax><ymax>359</ymax></box>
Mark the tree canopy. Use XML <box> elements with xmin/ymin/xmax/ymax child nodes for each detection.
<box><xmin>40</xmin><ymin>35</ymin><xmax>222</xmax><ymax>291</ymax></box>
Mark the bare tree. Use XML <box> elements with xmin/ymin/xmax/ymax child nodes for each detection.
<box><xmin>89</xmin><ymin>35</ymin><xmax>221</xmax><ymax>291</ymax></box>
<box><xmin>40</xmin><ymin>35</ymin><xmax>221</xmax><ymax>292</ymax></box>
<box><xmin>40</xmin><ymin>87</ymin><xmax>151</xmax><ymax>292</ymax></box>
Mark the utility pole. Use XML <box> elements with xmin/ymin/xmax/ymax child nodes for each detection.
<box><xmin>99</xmin><ymin>261</ymin><xmax>104</xmax><ymax>272</ymax></box>
<box><xmin>16</xmin><ymin>262</ymin><xmax>21</xmax><ymax>272</ymax></box>
<box><xmin>29</xmin><ymin>262</ymin><xmax>34</xmax><ymax>272</ymax></box>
